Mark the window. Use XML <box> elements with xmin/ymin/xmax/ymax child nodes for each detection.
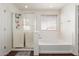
<box><xmin>41</xmin><ymin>15</ymin><xmax>57</xmax><ymax>30</ymax></box>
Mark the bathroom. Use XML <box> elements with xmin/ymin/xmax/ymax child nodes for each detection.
<box><xmin>0</xmin><ymin>3</ymin><xmax>78</xmax><ymax>56</ymax></box>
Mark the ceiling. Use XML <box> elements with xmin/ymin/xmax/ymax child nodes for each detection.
<box><xmin>14</xmin><ymin>3</ymin><xmax>66</xmax><ymax>11</ymax></box>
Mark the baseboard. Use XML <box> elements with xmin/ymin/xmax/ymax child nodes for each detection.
<box><xmin>39</xmin><ymin>51</ymin><xmax>73</xmax><ymax>54</ymax></box>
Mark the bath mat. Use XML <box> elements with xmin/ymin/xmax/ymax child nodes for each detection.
<box><xmin>15</xmin><ymin>51</ymin><xmax>31</xmax><ymax>56</ymax></box>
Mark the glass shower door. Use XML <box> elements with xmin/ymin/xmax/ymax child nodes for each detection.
<box><xmin>22</xmin><ymin>14</ymin><xmax>36</xmax><ymax>49</ymax></box>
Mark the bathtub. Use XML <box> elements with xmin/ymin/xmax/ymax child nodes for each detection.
<box><xmin>38</xmin><ymin>31</ymin><xmax>72</xmax><ymax>53</ymax></box>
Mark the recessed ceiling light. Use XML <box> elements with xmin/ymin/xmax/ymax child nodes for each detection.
<box><xmin>25</xmin><ymin>5</ymin><xmax>28</xmax><ymax>8</ymax></box>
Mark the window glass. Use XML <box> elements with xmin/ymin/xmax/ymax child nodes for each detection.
<box><xmin>41</xmin><ymin>15</ymin><xmax>57</xmax><ymax>30</ymax></box>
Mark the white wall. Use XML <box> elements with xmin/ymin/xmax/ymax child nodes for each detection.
<box><xmin>0</xmin><ymin>4</ymin><xmax>20</xmax><ymax>56</ymax></box>
<box><xmin>60</xmin><ymin>4</ymin><xmax>78</xmax><ymax>55</ymax></box>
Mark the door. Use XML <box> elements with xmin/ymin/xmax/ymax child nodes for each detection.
<box><xmin>0</xmin><ymin>7</ymin><xmax>5</xmax><ymax>55</ymax></box>
<box><xmin>0</xmin><ymin>8</ymin><xmax>12</xmax><ymax>55</ymax></box>
<box><xmin>4</xmin><ymin>9</ymin><xmax>12</xmax><ymax>51</ymax></box>
<box><xmin>22</xmin><ymin>14</ymin><xmax>36</xmax><ymax>49</ymax></box>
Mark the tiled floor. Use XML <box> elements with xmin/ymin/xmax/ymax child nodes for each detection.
<box><xmin>6</xmin><ymin>51</ymin><xmax>74</xmax><ymax>56</ymax></box>
<box><xmin>15</xmin><ymin>51</ymin><xmax>31</xmax><ymax>56</ymax></box>
<box><xmin>6</xmin><ymin>51</ymin><xmax>33</xmax><ymax>56</ymax></box>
